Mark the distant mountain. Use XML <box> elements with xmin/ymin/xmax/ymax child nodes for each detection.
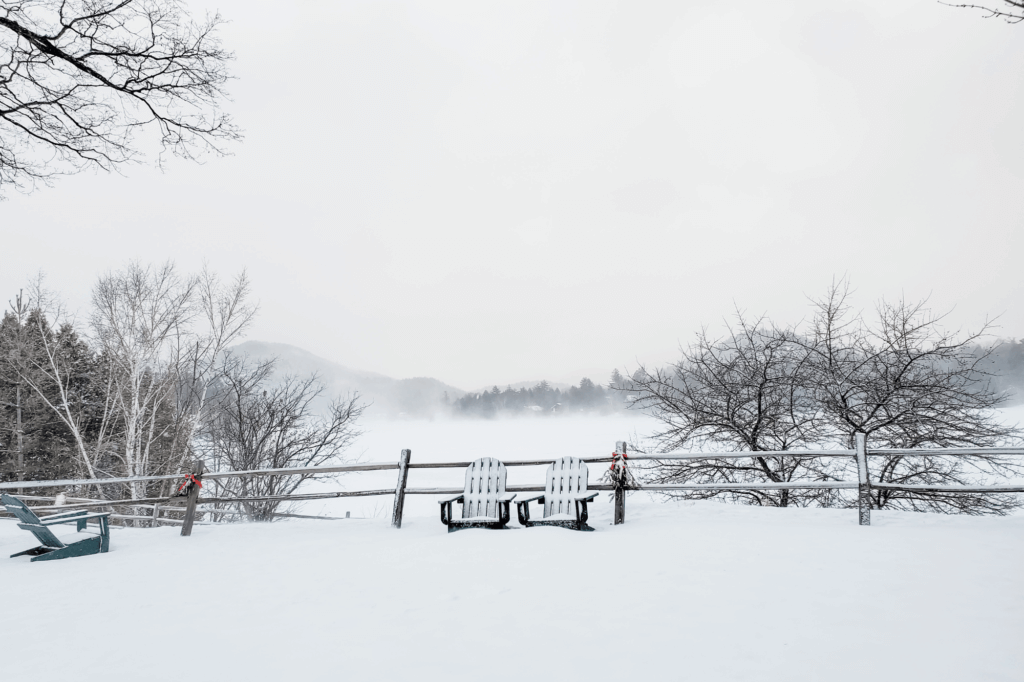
<box><xmin>227</xmin><ymin>341</ymin><xmax>465</xmax><ymax>418</ymax></box>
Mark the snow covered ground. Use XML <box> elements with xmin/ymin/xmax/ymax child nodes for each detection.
<box><xmin>2</xmin><ymin>413</ymin><xmax>1023</xmax><ymax>681</ymax></box>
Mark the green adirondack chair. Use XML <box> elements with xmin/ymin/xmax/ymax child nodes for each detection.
<box><xmin>2</xmin><ymin>493</ymin><xmax>111</xmax><ymax>562</ymax></box>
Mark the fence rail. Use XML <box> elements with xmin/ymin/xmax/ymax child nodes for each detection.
<box><xmin>634</xmin><ymin>482</ymin><xmax>861</xmax><ymax>491</ymax></box>
<box><xmin>869</xmin><ymin>482</ymin><xmax>1024</xmax><ymax>493</ymax></box>
<box><xmin>869</xmin><ymin>447</ymin><xmax>1024</xmax><ymax>456</ymax></box>
<box><xmin>635</xmin><ymin>450</ymin><xmax>856</xmax><ymax>460</ymax></box>
<box><xmin>0</xmin><ymin>461</ymin><xmax>401</xmax><ymax>491</ymax></box>
<box><xmin>198</xmin><ymin>489</ymin><xmax>398</xmax><ymax>504</ymax></box>
<box><xmin>4</xmin><ymin>435</ymin><xmax>1022</xmax><ymax>531</ymax></box>
<box><xmin>632</xmin><ymin>447</ymin><xmax>1024</xmax><ymax>460</ymax></box>
<box><xmin>407</xmin><ymin>457</ymin><xmax>614</xmax><ymax>469</ymax></box>
<box><xmin>0</xmin><ymin>495</ymin><xmax>343</xmax><ymax>526</ymax></box>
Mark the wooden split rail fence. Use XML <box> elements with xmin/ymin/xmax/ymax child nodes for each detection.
<box><xmin>2</xmin><ymin>434</ymin><xmax>1023</xmax><ymax>533</ymax></box>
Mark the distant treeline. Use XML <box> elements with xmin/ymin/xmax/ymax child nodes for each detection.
<box><xmin>444</xmin><ymin>340</ymin><xmax>1024</xmax><ymax>419</ymax></box>
<box><xmin>449</xmin><ymin>371</ymin><xmax>634</xmax><ymax>417</ymax></box>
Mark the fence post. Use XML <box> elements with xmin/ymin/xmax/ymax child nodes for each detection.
<box><xmin>151</xmin><ymin>504</ymin><xmax>160</xmax><ymax>528</ymax></box>
<box><xmin>392</xmin><ymin>449</ymin><xmax>411</xmax><ymax>529</ymax></box>
<box><xmin>180</xmin><ymin>460</ymin><xmax>205</xmax><ymax>537</ymax></box>
<box><xmin>613</xmin><ymin>441</ymin><xmax>627</xmax><ymax>525</ymax></box>
<box><xmin>855</xmin><ymin>432</ymin><xmax>871</xmax><ymax>526</ymax></box>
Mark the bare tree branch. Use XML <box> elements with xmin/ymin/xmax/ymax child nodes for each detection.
<box><xmin>942</xmin><ymin>0</ymin><xmax>1024</xmax><ymax>23</ymax></box>
<box><xmin>630</xmin><ymin>310</ymin><xmax>840</xmax><ymax>508</ymax></box>
<box><xmin>201</xmin><ymin>354</ymin><xmax>364</xmax><ymax>521</ymax></box>
<box><xmin>0</xmin><ymin>0</ymin><xmax>239</xmax><ymax>196</ymax></box>
<box><xmin>803</xmin><ymin>280</ymin><xmax>1023</xmax><ymax>514</ymax></box>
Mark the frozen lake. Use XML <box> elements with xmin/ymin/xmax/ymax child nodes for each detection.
<box><xmin>293</xmin><ymin>405</ymin><xmax>1024</xmax><ymax>521</ymax></box>
<box><xmin>299</xmin><ymin>413</ymin><xmax>655</xmax><ymax>520</ymax></box>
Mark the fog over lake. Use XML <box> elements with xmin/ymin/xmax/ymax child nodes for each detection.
<box><xmin>299</xmin><ymin>403</ymin><xmax>1024</xmax><ymax>520</ymax></box>
<box><xmin>299</xmin><ymin>412</ymin><xmax>654</xmax><ymax>520</ymax></box>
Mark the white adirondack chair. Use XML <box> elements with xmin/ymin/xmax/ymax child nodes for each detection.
<box><xmin>439</xmin><ymin>458</ymin><xmax>517</xmax><ymax>532</ymax></box>
<box><xmin>516</xmin><ymin>456</ymin><xmax>597</xmax><ymax>531</ymax></box>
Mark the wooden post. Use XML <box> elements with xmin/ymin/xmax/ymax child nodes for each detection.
<box><xmin>151</xmin><ymin>504</ymin><xmax>161</xmax><ymax>528</ymax></box>
<box><xmin>180</xmin><ymin>460</ymin><xmax>205</xmax><ymax>537</ymax></box>
<box><xmin>855</xmin><ymin>432</ymin><xmax>870</xmax><ymax>526</ymax></box>
<box><xmin>391</xmin><ymin>449</ymin><xmax>411</xmax><ymax>529</ymax></box>
<box><xmin>613</xmin><ymin>441</ymin><xmax>627</xmax><ymax>525</ymax></box>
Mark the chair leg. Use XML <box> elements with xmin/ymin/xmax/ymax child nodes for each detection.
<box><xmin>99</xmin><ymin>516</ymin><xmax>110</xmax><ymax>553</ymax></box>
<box><xmin>574</xmin><ymin>500</ymin><xmax>595</xmax><ymax>532</ymax></box>
<box><xmin>516</xmin><ymin>501</ymin><xmax>530</xmax><ymax>526</ymax></box>
<box><xmin>30</xmin><ymin>537</ymin><xmax>102</xmax><ymax>561</ymax></box>
<box><xmin>11</xmin><ymin>545</ymin><xmax>51</xmax><ymax>558</ymax></box>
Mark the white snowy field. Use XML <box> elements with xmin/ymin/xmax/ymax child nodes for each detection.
<box><xmin>2</xmin><ymin>412</ymin><xmax>1023</xmax><ymax>681</ymax></box>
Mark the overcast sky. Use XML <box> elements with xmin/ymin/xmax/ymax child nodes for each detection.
<box><xmin>2</xmin><ymin>0</ymin><xmax>1022</xmax><ymax>389</ymax></box>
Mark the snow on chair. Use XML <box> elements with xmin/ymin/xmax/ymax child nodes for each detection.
<box><xmin>2</xmin><ymin>493</ymin><xmax>111</xmax><ymax>562</ymax></box>
<box><xmin>516</xmin><ymin>457</ymin><xmax>597</xmax><ymax>531</ymax></box>
<box><xmin>439</xmin><ymin>458</ymin><xmax>517</xmax><ymax>532</ymax></box>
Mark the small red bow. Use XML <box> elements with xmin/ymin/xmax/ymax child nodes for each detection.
<box><xmin>176</xmin><ymin>473</ymin><xmax>203</xmax><ymax>494</ymax></box>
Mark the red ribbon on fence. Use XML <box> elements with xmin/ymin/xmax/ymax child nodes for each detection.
<box><xmin>176</xmin><ymin>473</ymin><xmax>203</xmax><ymax>495</ymax></box>
<box><xmin>610</xmin><ymin>451</ymin><xmax>628</xmax><ymax>471</ymax></box>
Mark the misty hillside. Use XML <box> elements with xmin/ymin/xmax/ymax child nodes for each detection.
<box><xmin>228</xmin><ymin>342</ymin><xmax>628</xmax><ymax>419</ymax></box>
<box><xmin>228</xmin><ymin>338</ymin><xmax>1024</xmax><ymax>421</ymax></box>
<box><xmin>228</xmin><ymin>341</ymin><xmax>465</xmax><ymax>419</ymax></box>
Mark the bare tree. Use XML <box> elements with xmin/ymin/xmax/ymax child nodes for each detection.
<box><xmin>161</xmin><ymin>266</ymin><xmax>257</xmax><ymax>493</ymax></box>
<box><xmin>5</xmin><ymin>263</ymin><xmax>256</xmax><ymax>503</ymax></box>
<box><xmin>632</xmin><ymin>312</ymin><xmax>841</xmax><ymax>508</ymax></box>
<box><xmin>804</xmin><ymin>281</ymin><xmax>1022</xmax><ymax>514</ymax></box>
<box><xmin>202</xmin><ymin>355</ymin><xmax>364</xmax><ymax>522</ymax></box>
<box><xmin>943</xmin><ymin>0</ymin><xmax>1024</xmax><ymax>23</ymax></box>
<box><xmin>633</xmin><ymin>282</ymin><xmax>1022</xmax><ymax>515</ymax></box>
<box><xmin>90</xmin><ymin>261</ymin><xmax>196</xmax><ymax>499</ymax></box>
<box><xmin>0</xmin><ymin>0</ymin><xmax>239</xmax><ymax>196</ymax></box>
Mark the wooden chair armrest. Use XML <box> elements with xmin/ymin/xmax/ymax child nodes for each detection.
<box><xmin>516</xmin><ymin>494</ymin><xmax>544</xmax><ymax>505</ymax></box>
<box><xmin>574</xmin><ymin>492</ymin><xmax>598</xmax><ymax>502</ymax></box>
<box><xmin>438</xmin><ymin>494</ymin><xmax>464</xmax><ymax>505</ymax></box>
<box><xmin>42</xmin><ymin>508</ymin><xmax>89</xmax><ymax>519</ymax></box>
<box><xmin>497</xmin><ymin>492</ymin><xmax>517</xmax><ymax>502</ymax></box>
<box><xmin>41</xmin><ymin>512</ymin><xmax>111</xmax><ymax>525</ymax></box>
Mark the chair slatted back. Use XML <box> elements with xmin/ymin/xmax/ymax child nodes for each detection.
<box><xmin>543</xmin><ymin>457</ymin><xmax>589</xmax><ymax>517</ymax></box>
<box><xmin>1</xmin><ymin>494</ymin><xmax>65</xmax><ymax>549</ymax></box>
<box><xmin>462</xmin><ymin>458</ymin><xmax>508</xmax><ymax>519</ymax></box>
